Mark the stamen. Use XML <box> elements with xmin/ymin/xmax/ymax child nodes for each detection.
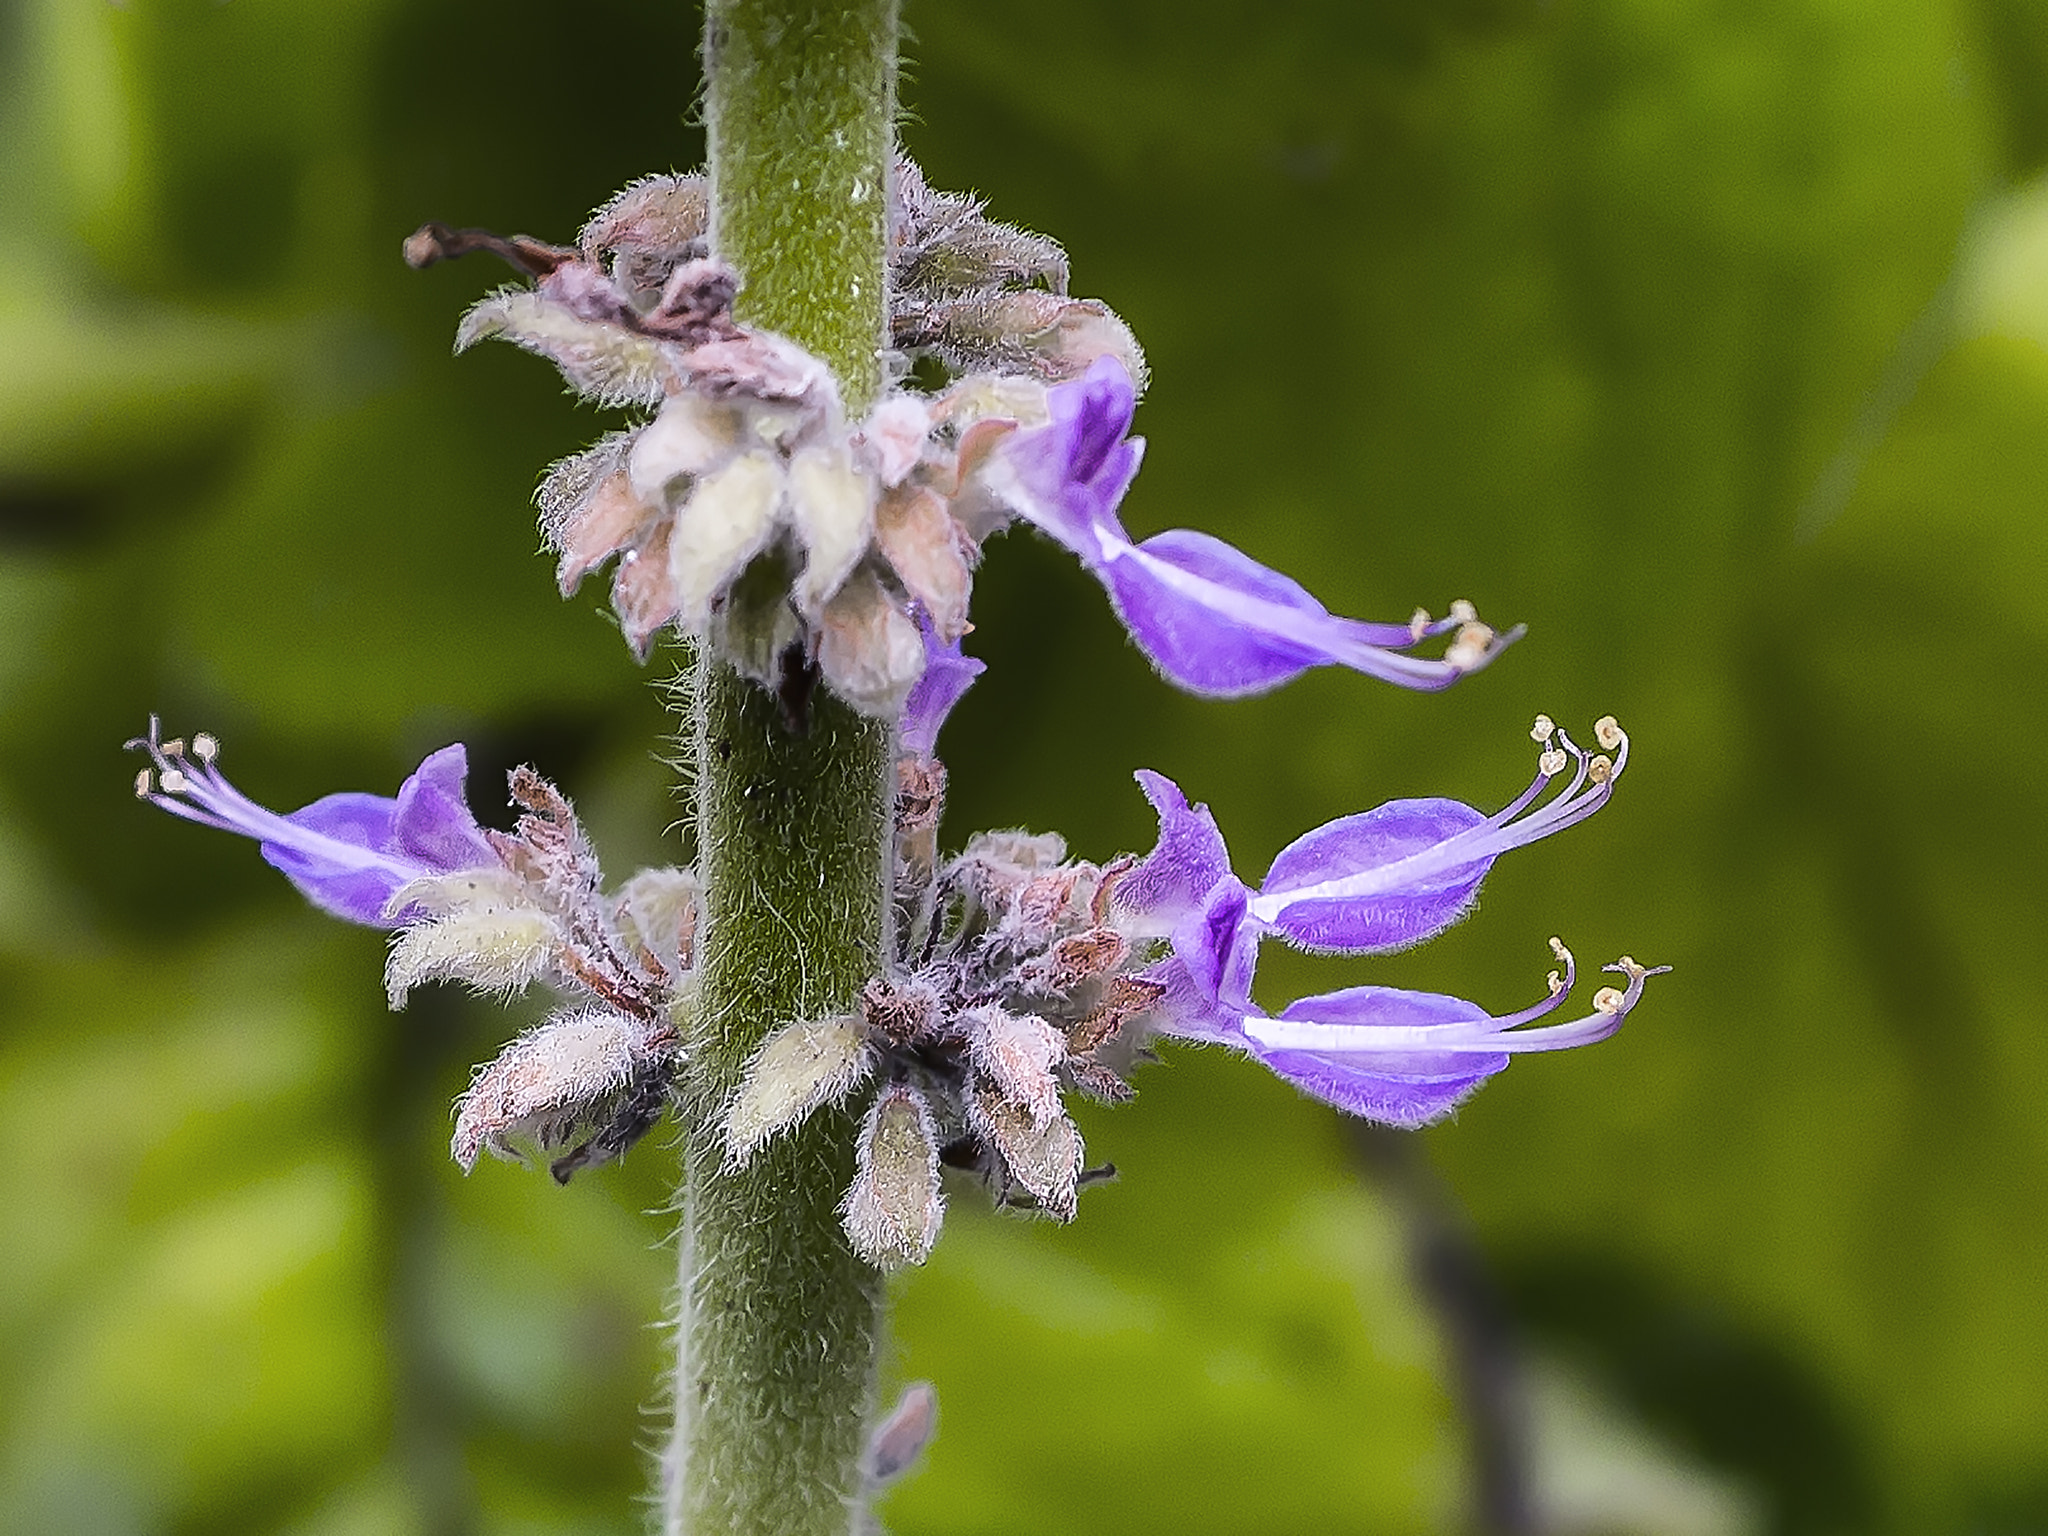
<box><xmin>1530</xmin><ymin>714</ymin><xmax>1556</xmax><ymax>743</ymax></box>
<box><xmin>125</xmin><ymin>718</ymin><xmax>441</xmax><ymax>891</ymax></box>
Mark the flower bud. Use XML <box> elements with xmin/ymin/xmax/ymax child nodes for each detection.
<box><xmin>456</xmin><ymin>290</ymin><xmax>668</xmax><ymax>407</ymax></box>
<box><xmin>842</xmin><ymin>1083</ymin><xmax>944</xmax><ymax>1268</ymax></box>
<box><xmin>385</xmin><ymin>903</ymin><xmax>557</xmax><ymax>1010</ymax></box>
<box><xmin>724</xmin><ymin>1014</ymin><xmax>874</xmax><ymax>1166</ymax></box>
<box><xmin>452</xmin><ymin>1007</ymin><xmax>669</xmax><ymax>1173</ymax></box>
<box><xmin>613</xmin><ymin>867</ymin><xmax>701</xmax><ymax>979</ymax></box>
<box><xmin>874</xmin><ymin>483</ymin><xmax>973</xmax><ymax>641</ymax></box>
<box><xmin>630</xmin><ymin>394</ymin><xmax>740</xmax><ymax>507</ymax></box>
<box><xmin>863</xmin><ymin>1380</ymin><xmax>938</xmax><ymax>1486</ymax></box>
<box><xmin>964</xmin><ymin>1006</ymin><xmax>1066</xmax><ymax>1126</ymax></box>
<box><xmin>788</xmin><ymin>441</ymin><xmax>878</xmax><ymax>617</ymax></box>
<box><xmin>816</xmin><ymin>568</ymin><xmax>926</xmax><ymax>718</ymax></box>
<box><xmin>670</xmin><ymin>450</ymin><xmax>786</xmax><ymax>627</ymax></box>
<box><xmin>969</xmin><ymin>1087</ymin><xmax>1084</xmax><ymax>1221</ymax></box>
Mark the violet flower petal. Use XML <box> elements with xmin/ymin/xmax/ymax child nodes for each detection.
<box><xmin>898</xmin><ymin>610</ymin><xmax>986</xmax><ymax>758</ymax></box>
<box><xmin>1254</xmin><ymin>1049</ymin><xmax>1503</xmax><ymax>1127</ymax></box>
<box><xmin>998</xmin><ymin>355</ymin><xmax>1145</xmax><ymax>551</ymax></box>
<box><xmin>1166</xmin><ymin>876</ymin><xmax>1258</xmax><ymax>1010</ymax></box>
<box><xmin>1256</xmin><ymin>798</ymin><xmax>1490</xmax><ymax>953</ymax></box>
<box><xmin>392</xmin><ymin>744</ymin><xmax>502</xmax><ymax>870</ymax></box>
<box><xmin>1102</xmin><ymin>529</ymin><xmax>1512</xmax><ymax>696</ymax></box>
<box><xmin>1112</xmin><ymin>770</ymin><xmax>1235</xmax><ymax>933</ymax></box>
<box><xmin>1139</xmin><ymin>955</ymin><xmax>1250</xmax><ymax>1047</ymax></box>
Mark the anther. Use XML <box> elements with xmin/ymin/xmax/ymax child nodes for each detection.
<box><xmin>1548</xmin><ymin>935</ymin><xmax>1571</xmax><ymax>965</ymax></box>
<box><xmin>161</xmin><ymin>738</ymin><xmax>185</xmax><ymax>758</ymax></box>
<box><xmin>1588</xmin><ymin>755</ymin><xmax>1613</xmax><ymax>784</ymax></box>
<box><xmin>1448</xmin><ymin>599</ymin><xmax>1478</xmax><ymax>624</ymax></box>
<box><xmin>1409</xmin><ymin>608</ymin><xmax>1430</xmax><ymax>643</ymax></box>
<box><xmin>1444</xmin><ymin>622</ymin><xmax>1495</xmax><ymax>670</ymax></box>
<box><xmin>1547</xmin><ymin>970</ymin><xmax>1563</xmax><ymax>994</ymax></box>
<box><xmin>1593</xmin><ymin>987</ymin><xmax>1626</xmax><ymax>1014</ymax></box>
<box><xmin>1530</xmin><ymin>714</ymin><xmax>1556</xmax><ymax>743</ymax></box>
<box><xmin>1593</xmin><ymin>715</ymin><xmax>1622</xmax><ymax>751</ymax></box>
<box><xmin>159</xmin><ymin>768</ymin><xmax>190</xmax><ymax>795</ymax></box>
<box><xmin>191</xmin><ymin>733</ymin><xmax>219</xmax><ymax>764</ymax></box>
<box><xmin>134</xmin><ymin>768</ymin><xmax>153</xmax><ymax>798</ymax></box>
<box><xmin>1539</xmin><ymin>748</ymin><xmax>1568</xmax><ymax>777</ymax></box>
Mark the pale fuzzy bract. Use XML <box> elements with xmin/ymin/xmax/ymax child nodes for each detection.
<box><xmin>451</xmin><ymin>1006</ymin><xmax>671</xmax><ymax>1175</ymax></box>
<box><xmin>386</xmin><ymin>903</ymin><xmax>557</xmax><ymax>1010</ymax></box>
<box><xmin>724</xmin><ymin>1015</ymin><xmax>876</xmax><ymax>1166</ymax></box>
<box><xmin>842</xmin><ymin>1083</ymin><xmax>945</xmax><ymax>1269</ymax></box>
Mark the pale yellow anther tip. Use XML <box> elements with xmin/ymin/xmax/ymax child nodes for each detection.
<box><xmin>191</xmin><ymin>732</ymin><xmax>220</xmax><ymax>764</ymax></box>
<box><xmin>1409</xmin><ymin>607</ymin><xmax>1430</xmax><ymax>643</ymax></box>
<box><xmin>1548</xmin><ymin>935</ymin><xmax>1570</xmax><ymax>963</ymax></box>
<box><xmin>159</xmin><ymin>767</ymin><xmax>190</xmax><ymax>794</ymax></box>
<box><xmin>1531</xmin><ymin>714</ymin><xmax>1556</xmax><ymax>743</ymax></box>
<box><xmin>161</xmin><ymin>737</ymin><xmax>185</xmax><ymax>758</ymax></box>
<box><xmin>133</xmin><ymin>768</ymin><xmax>153</xmax><ymax>799</ymax></box>
<box><xmin>1593</xmin><ymin>986</ymin><xmax>1627</xmax><ymax>1015</ymax></box>
<box><xmin>1593</xmin><ymin>715</ymin><xmax>1623</xmax><ymax>751</ymax></box>
<box><xmin>1588</xmin><ymin>755</ymin><xmax>1614</xmax><ymax>784</ymax></box>
<box><xmin>1444</xmin><ymin>622</ymin><xmax>1495</xmax><ymax>670</ymax></box>
<box><xmin>1539</xmin><ymin>748</ymin><xmax>1568</xmax><ymax>777</ymax></box>
<box><xmin>1448</xmin><ymin>598</ymin><xmax>1478</xmax><ymax>624</ymax></box>
<box><xmin>1546</xmin><ymin>970</ymin><xmax>1564</xmax><ymax>995</ymax></box>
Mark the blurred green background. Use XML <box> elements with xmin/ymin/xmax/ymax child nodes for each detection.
<box><xmin>4</xmin><ymin>0</ymin><xmax>2047</xmax><ymax>1531</ymax></box>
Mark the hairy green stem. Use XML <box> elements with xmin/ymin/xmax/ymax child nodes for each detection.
<box><xmin>664</xmin><ymin>4</ymin><xmax>899</xmax><ymax>1535</ymax></box>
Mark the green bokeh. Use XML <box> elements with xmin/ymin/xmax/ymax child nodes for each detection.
<box><xmin>4</xmin><ymin>1</ymin><xmax>2045</xmax><ymax>1532</ymax></box>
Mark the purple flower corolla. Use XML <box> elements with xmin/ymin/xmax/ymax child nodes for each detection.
<box><xmin>1244</xmin><ymin>948</ymin><xmax>1664</xmax><ymax>1126</ymax></box>
<box><xmin>1113</xmin><ymin>715</ymin><xmax>1661</xmax><ymax>1124</ymax></box>
<box><xmin>898</xmin><ymin>609</ymin><xmax>985</xmax><ymax>758</ymax></box>
<box><xmin>993</xmin><ymin>356</ymin><xmax>1521</xmax><ymax>696</ymax></box>
<box><xmin>128</xmin><ymin>720</ymin><xmax>498</xmax><ymax>926</ymax></box>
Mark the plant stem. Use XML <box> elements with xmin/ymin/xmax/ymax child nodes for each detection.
<box><xmin>664</xmin><ymin>5</ymin><xmax>898</xmax><ymax>1535</ymax></box>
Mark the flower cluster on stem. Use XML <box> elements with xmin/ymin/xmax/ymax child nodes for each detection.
<box><xmin>125</xmin><ymin>108</ymin><xmax>1665</xmax><ymax>1536</ymax></box>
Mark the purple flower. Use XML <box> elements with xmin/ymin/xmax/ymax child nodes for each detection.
<box><xmin>129</xmin><ymin>720</ymin><xmax>499</xmax><ymax>926</ymax></box>
<box><xmin>898</xmin><ymin>609</ymin><xmax>986</xmax><ymax>759</ymax></box>
<box><xmin>1112</xmin><ymin>715</ymin><xmax>1663</xmax><ymax>1123</ymax></box>
<box><xmin>992</xmin><ymin>356</ymin><xmax>1520</xmax><ymax>696</ymax></box>
<box><xmin>1245</xmin><ymin>948</ymin><xmax>1660</xmax><ymax>1126</ymax></box>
